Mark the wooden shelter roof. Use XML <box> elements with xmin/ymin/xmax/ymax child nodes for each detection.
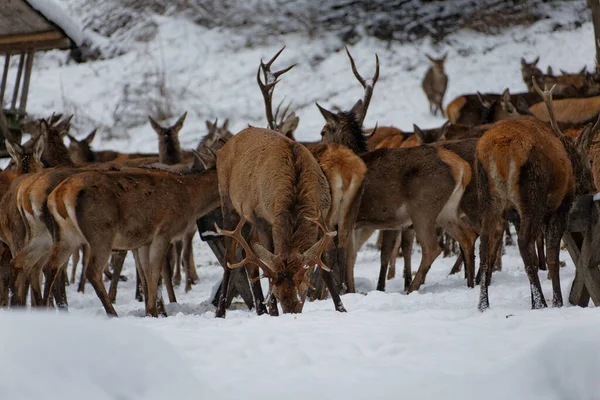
<box><xmin>0</xmin><ymin>0</ymin><xmax>82</xmax><ymax>54</ymax></box>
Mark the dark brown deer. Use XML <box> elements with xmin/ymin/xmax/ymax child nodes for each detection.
<box><xmin>317</xmin><ymin>48</ymin><xmax>478</xmax><ymax>293</ymax></box>
<box><xmin>422</xmin><ymin>53</ymin><xmax>448</xmax><ymax>117</ymax></box>
<box><xmin>521</xmin><ymin>57</ymin><xmax>542</xmax><ymax>92</ymax></box>
<box><xmin>476</xmin><ymin>77</ymin><xmax>598</xmax><ymax>311</ymax></box>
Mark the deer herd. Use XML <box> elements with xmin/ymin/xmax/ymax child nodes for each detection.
<box><xmin>0</xmin><ymin>46</ymin><xmax>599</xmax><ymax>319</ymax></box>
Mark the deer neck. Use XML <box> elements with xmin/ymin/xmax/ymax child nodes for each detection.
<box><xmin>159</xmin><ymin>136</ymin><xmax>182</xmax><ymax>165</ymax></box>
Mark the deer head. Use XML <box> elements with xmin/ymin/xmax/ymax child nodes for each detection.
<box><xmin>149</xmin><ymin>112</ymin><xmax>186</xmax><ymax>165</ymax></box>
<box><xmin>216</xmin><ymin>212</ymin><xmax>336</xmax><ymax>313</ymax></box>
<box><xmin>198</xmin><ymin>118</ymin><xmax>232</xmax><ymax>153</ymax></box>
<box><xmin>413</xmin><ymin>122</ymin><xmax>449</xmax><ymax>144</ymax></box>
<box><xmin>5</xmin><ymin>136</ymin><xmax>45</xmax><ymax>174</ymax></box>
<box><xmin>426</xmin><ymin>53</ymin><xmax>447</xmax><ymax>73</ymax></box>
<box><xmin>66</xmin><ymin>129</ymin><xmax>98</xmax><ymax>164</ymax></box>
<box><xmin>521</xmin><ymin>57</ymin><xmax>542</xmax><ymax>91</ymax></box>
<box><xmin>317</xmin><ymin>47</ymin><xmax>379</xmax><ymax>154</ymax></box>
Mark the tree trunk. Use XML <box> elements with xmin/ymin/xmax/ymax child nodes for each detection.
<box><xmin>589</xmin><ymin>0</ymin><xmax>600</xmax><ymax>72</ymax></box>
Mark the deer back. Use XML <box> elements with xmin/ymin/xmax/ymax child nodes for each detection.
<box><xmin>217</xmin><ymin>127</ymin><xmax>331</xmax><ymax>253</ymax></box>
<box><xmin>529</xmin><ymin>96</ymin><xmax>600</xmax><ymax>125</ymax></box>
<box><xmin>476</xmin><ymin>119</ymin><xmax>574</xmax><ymax>212</ymax></box>
<box><xmin>366</xmin><ymin>126</ymin><xmax>403</xmax><ymax>150</ymax></box>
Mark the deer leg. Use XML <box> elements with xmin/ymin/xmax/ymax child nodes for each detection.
<box><xmin>143</xmin><ymin>239</ymin><xmax>170</xmax><ymax>317</ymax></box>
<box><xmin>183</xmin><ymin>231</ymin><xmax>198</xmax><ymax>293</ymax></box>
<box><xmin>320</xmin><ymin>267</ymin><xmax>346</xmax><ymax>312</ymax></box>
<box><xmin>536</xmin><ymin>232</ymin><xmax>546</xmax><ymax>271</ymax></box>
<box><xmin>85</xmin><ymin>244</ymin><xmax>118</xmax><ymax>317</ymax></box>
<box><xmin>169</xmin><ymin>243</ymin><xmax>180</xmax><ymax>286</ymax></box>
<box><xmin>70</xmin><ymin>248</ymin><xmax>80</xmax><ymax>284</ymax></box>
<box><xmin>41</xmin><ymin>241</ymin><xmax>78</xmax><ymax>308</ymax></box>
<box><xmin>442</xmin><ymin>221</ymin><xmax>477</xmax><ymax>288</ymax></box>
<box><xmin>377</xmin><ymin>230</ymin><xmax>399</xmax><ymax>292</ymax></box>
<box><xmin>504</xmin><ymin>222</ymin><xmax>513</xmax><ymax>246</ymax></box>
<box><xmin>132</xmin><ymin>249</ymin><xmax>146</xmax><ymax>302</ymax></box>
<box><xmin>162</xmin><ymin>245</ymin><xmax>177</xmax><ymax>304</ymax></box>
<box><xmin>477</xmin><ymin>215</ymin><xmax>502</xmax><ymax>311</ymax></box>
<box><xmin>77</xmin><ymin>245</ymin><xmax>88</xmax><ymax>293</ymax></box>
<box><xmin>51</xmin><ymin>263</ymin><xmax>68</xmax><ymax>310</ymax></box>
<box><xmin>216</xmin><ymin>196</ymin><xmax>238</xmax><ymax>319</ymax></box>
<box><xmin>408</xmin><ymin>220</ymin><xmax>442</xmax><ymax>293</ymax></box>
<box><xmin>545</xmin><ymin>206</ymin><xmax>569</xmax><ymax>308</ymax></box>
<box><xmin>387</xmin><ymin>232</ymin><xmax>402</xmax><ymax>280</ymax></box>
<box><xmin>0</xmin><ymin>244</ymin><xmax>11</xmax><ymax>307</ymax></box>
<box><xmin>401</xmin><ymin>228</ymin><xmax>415</xmax><ymax>290</ymax></box>
<box><xmin>108</xmin><ymin>251</ymin><xmax>127</xmax><ymax>304</ymax></box>
<box><xmin>245</xmin><ymin>264</ymin><xmax>267</xmax><ymax>315</ymax></box>
<box><xmin>517</xmin><ymin>218</ymin><xmax>547</xmax><ymax>310</ymax></box>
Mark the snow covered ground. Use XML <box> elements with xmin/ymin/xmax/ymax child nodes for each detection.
<box><xmin>2</xmin><ymin>2</ymin><xmax>600</xmax><ymax>399</ymax></box>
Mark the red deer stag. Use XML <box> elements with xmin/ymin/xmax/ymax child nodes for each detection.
<box><xmin>476</xmin><ymin>77</ymin><xmax>598</xmax><ymax>311</ymax></box>
<box><xmin>318</xmin><ymin>48</ymin><xmax>478</xmax><ymax>293</ymax></box>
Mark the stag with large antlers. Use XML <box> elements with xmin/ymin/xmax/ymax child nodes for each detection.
<box><xmin>256</xmin><ymin>47</ymin><xmax>366</xmax><ymax>297</ymax></box>
<box><xmin>476</xmin><ymin>77</ymin><xmax>598</xmax><ymax>311</ymax></box>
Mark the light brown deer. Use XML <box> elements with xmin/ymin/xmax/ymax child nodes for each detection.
<box><xmin>214</xmin><ymin>126</ymin><xmax>343</xmax><ymax>317</ymax></box>
<box><xmin>365</xmin><ymin>126</ymin><xmax>404</xmax><ymax>150</ymax></box>
<box><xmin>422</xmin><ymin>53</ymin><xmax>448</xmax><ymax>117</ymax></box>
<box><xmin>528</xmin><ymin>95</ymin><xmax>600</xmax><ymax>125</ymax></box>
<box><xmin>256</xmin><ymin>47</ymin><xmax>367</xmax><ymax>297</ymax></box>
<box><xmin>41</xmin><ymin>150</ymin><xmax>220</xmax><ymax>316</ymax></box>
<box><xmin>476</xmin><ymin>77</ymin><xmax>598</xmax><ymax>311</ymax></box>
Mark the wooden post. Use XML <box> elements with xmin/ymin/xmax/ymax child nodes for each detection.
<box><xmin>589</xmin><ymin>0</ymin><xmax>600</xmax><ymax>71</ymax></box>
<box><xmin>10</xmin><ymin>53</ymin><xmax>25</xmax><ymax>111</ymax></box>
<box><xmin>18</xmin><ymin>51</ymin><xmax>34</xmax><ymax>116</ymax></box>
<box><xmin>0</xmin><ymin>53</ymin><xmax>10</xmax><ymax>106</ymax></box>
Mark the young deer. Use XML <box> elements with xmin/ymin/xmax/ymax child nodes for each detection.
<box><xmin>476</xmin><ymin>77</ymin><xmax>598</xmax><ymax>311</ymax></box>
<box><xmin>197</xmin><ymin>119</ymin><xmax>233</xmax><ymax>152</ymax></box>
<box><xmin>42</xmin><ymin>150</ymin><xmax>220</xmax><ymax>317</ymax></box>
<box><xmin>422</xmin><ymin>53</ymin><xmax>448</xmax><ymax>117</ymax></box>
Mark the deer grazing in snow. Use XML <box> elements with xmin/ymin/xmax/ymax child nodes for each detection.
<box><xmin>256</xmin><ymin>47</ymin><xmax>367</xmax><ymax>298</ymax></box>
<box><xmin>213</xmin><ymin>48</ymin><xmax>345</xmax><ymax>317</ymax></box>
<box><xmin>317</xmin><ymin>48</ymin><xmax>478</xmax><ymax>292</ymax></box>
<box><xmin>476</xmin><ymin>77</ymin><xmax>598</xmax><ymax>311</ymax></box>
<box><xmin>422</xmin><ymin>53</ymin><xmax>448</xmax><ymax>117</ymax></box>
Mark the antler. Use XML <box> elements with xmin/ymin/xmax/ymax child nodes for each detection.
<box><xmin>215</xmin><ymin>218</ymin><xmax>267</xmax><ymax>270</ymax></box>
<box><xmin>302</xmin><ymin>210</ymin><xmax>337</xmax><ymax>272</ymax></box>
<box><xmin>345</xmin><ymin>46</ymin><xmax>380</xmax><ymax>125</ymax></box>
<box><xmin>257</xmin><ymin>46</ymin><xmax>296</xmax><ymax>132</ymax></box>
<box><xmin>532</xmin><ymin>76</ymin><xmax>564</xmax><ymax>138</ymax></box>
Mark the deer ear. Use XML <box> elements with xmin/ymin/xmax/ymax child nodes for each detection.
<box><xmin>5</xmin><ymin>140</ymin><xmax>22</xmax><ymax>162</ymax></box>
<box><xmin>580</xmin><ymin>66</ymin><xmax>587</xmax><ymax>75</ymax></box>
<box><xmin>54</xmin><ymin>115</ymin><xmax>73</xmax><ymax>136</ymax></box>
<box><xmin>148</xmin><ymin>116</ymin><xmax>163</xmax><ymax>135</ymax></box>
<box><xmin>33</xmin><ymin>135</ymin><xmax>45</xmax><ymax>160</ymax></box>
<box><xmin>560</xmin><ymin>69</ymin><xmax>568</xmax><ymax>75</ymax></box>
<box><xmin>521</xmin><ymin>57</ymin><xmax>526</xmax><ymax>66</ymax></box>
<box><xmin>280</xmin><ymin>112</ymin><xmax>300</xmax><ymax>140</ymax></box>
<box><xmin>426</xmin><ymin>54</ymin><xmax>434</xmax><ymax>63</ymax></box>
<box><xmin>439</xmin><ymin>121</ymin><xmax>450</xmax><ymax>140</ymax></box>
<box><xmin>413</xmin><ymin>124</ymin><xmax>425</xmax><ymax>144</ymax></box>
<box><xmin>172</xmin><ymin>112</ymin><xmax>187</xmax><ymax>133</ymax></box>
<box><xmin>576</xmin><ymin>115</ymin><xmax>600</xmax><ymax>154</ymax></box>
<box><xmin>316</xmin><ymin>103</ymin><xmax>338</xmax><ymax>123</ymax></box>
<box><xmin>350</xmin><ymin>99</ymin><xmax>365</xmax><ymax>122</ymax></box>
<box><xmin>66</xmin><ymin>133</ymin><xmax>78</xmax><ymax>144</ymax></box>
<box><xmin>547</xmin><ymin>66</ymin><xmax>553</xmax><ymax>76</ymax></box>
<box><xmin>502</xmin><ymin>88</ymin><xmax>511</xmax><ymax>102</ymax></box>
<box><xmin>205</xmin><ymin>120</ymin><xmax>214</xmax><ymax>131</ymax></box>
<box><xmin>251</xmin><ymin>242</ymin><xmax>276</xmax><ymax>271</ymax></box>
<box><xmin>533</xmin><ymin>56</ymin><xmax>539</xmax><ymax>65</ymax></box>
<box><xmin>442</xmin><ymin>52</ymin><xmax>447</xmax><ymax>61</ymax></box>
<box><xmin>476</xmin><ymin>92</ymin><xmax>491</xmax><ymax>108</ymax></box>
<box><xmin>84</xmin><ymin>129</ymin><xmax>97</xmax><ymax>145</ymax></box>
<box><xmin>221</xmin><ymin>119</ymin><xmax>229</xmax><ymax>131</ymax></box>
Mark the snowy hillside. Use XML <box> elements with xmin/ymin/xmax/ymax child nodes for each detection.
<box><xmin>2</xmin><ymin>1</ymin><xmax>600</xmax><ymax>399</ymax></box>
